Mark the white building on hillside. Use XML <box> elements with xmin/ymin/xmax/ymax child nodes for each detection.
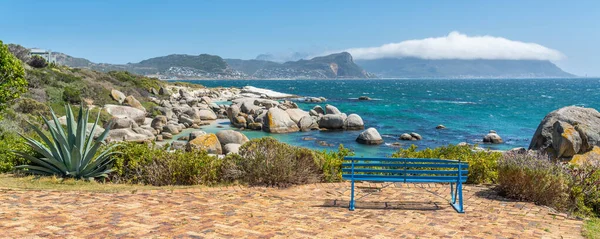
<box><xmin>29</xmin><ymin>48</ymin><xmax>56</xmax><ymax>63</ymax></box>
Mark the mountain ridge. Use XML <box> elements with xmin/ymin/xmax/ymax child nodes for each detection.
<box><xmin>46</xmin><ymin>47</ymin><xmax>575</xmax><ymax>79</ymax></box>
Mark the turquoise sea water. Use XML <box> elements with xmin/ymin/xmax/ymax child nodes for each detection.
<box><xmin>179</xmin><ymin>79</ymin><xmax>600</xmax><ymax>157</ymax></box>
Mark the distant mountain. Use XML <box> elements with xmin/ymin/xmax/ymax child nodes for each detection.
<box><xmin>254</xmin><ymin>52</ymin><xmax>309</xmax><ymax>62</ymax></box>
<box><xmin>227</xmin><ymin>52</ymin><xmax>373</xmax><ymax>79</ymax></box>
<box><xmin>355</xmin><ymin>58</ymin><xmax>575</xmax><ymax>78</ymax></box>
<box><xmin>55</xmin><ymin>53</ymin><xmax>243</xmax><ymax>79</ymax></box>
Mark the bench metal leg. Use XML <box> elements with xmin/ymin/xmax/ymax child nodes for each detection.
<box><xmin>349</xmin><ymin>179</ymin><xmax>355</xmax><ymax>211</ymax></box>
<box><xmin>450</xmin><ymin>182</ymin><xmax>464</xmax><ymax>213</ymax></box>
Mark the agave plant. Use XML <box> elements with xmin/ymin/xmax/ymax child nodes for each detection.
<box><xmin>14</xmin><ymin>105</ymin><xmax>118</xmax><ymax>179</ymax></box>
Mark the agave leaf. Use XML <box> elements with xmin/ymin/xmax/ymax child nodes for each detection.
<box><xmin>66</xmin><ymin>104</ymin><xmax>77</xmax><ymax>148</ymax></box>
<box><xmin>81</xmin><ymin>143</ymin><xmax>117</xmax><ymax>171</ymax></box>
<box><xmin>19</xmin><ymin>134</ymin><xmax>58</xmax><ymax>161</ymax></box>
<box><xmin>75</xmin><ymin>106</ymin><xmax>86</xmax><ymax>155</ymax></box>
<box><xmin>15</xmin><ymin>165</ymin><xmax>59</xmax><ymax>175</ymax></box>
<box><xmin>80</xmin><ymin>150</ymin><xmax>118</xmax><ymax>175</ymax></box>
<box><xmin>41</xmin><ymin>115</ymin><xmax>67</xmax><ymax>162</ymax></box>
<box><xmin>49</xmin><ymin>108</ymin><xmax>72</xmax><ymax>166</ymax></box>
<box><xmin>12</xmin><ymin>151</ymin><xmax>65</xmax><ymax>174</ymax></box>
<box><xmin>25</xmin><ymin>120</ymin><xmax>58</xmax><ymax>156</ymax></box>
<box><xmin>95</xmin><ymin>120</ymin><xmax>114</xmax><ymax>143</ymax></box>
<box><xmin>85</xmin><ymin>111</ymin><xmax>101</xmax><ymax>154</ymax></box>
<box><xmin>71</xmin><ymin>145</ymin><xmax>83</xmax><ymax>174</ymax></box>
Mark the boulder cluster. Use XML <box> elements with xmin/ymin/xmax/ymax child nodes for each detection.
<box><xmin>103</xmin><ymin>87</ymin><xmax>231</xmax><ymax>143</ymax></box>
<box><xmin>224</xmin><ymin>100</ymin><xmax>365</xmax><ymax>133</ymax></box>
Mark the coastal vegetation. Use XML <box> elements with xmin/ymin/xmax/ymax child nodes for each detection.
<box><xmin>1</xmin><ymin>41</ymin><xmax>600</xmax><ymax>234</ymax></box>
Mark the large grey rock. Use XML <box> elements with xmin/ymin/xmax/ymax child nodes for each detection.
<box><xmin>400</xmin><ymin>133</ymin><xmax>413</xmax><ymax>140</ymax></box>
<box><xmin>186</xmin><ymin>133</ymin><xmax>222</xmax><ymax>154</ymax></box>
<box><xmin>106</xmin><ymin>117</ymin><xmax>138</xmax><ymax>129</ymax></box>
<box><xmin>104</xmin><ymin>104</ymin><xmax>146</xmax><ymax>125</ymax></box>
<box><xmin>227</xmin><ymin>104</ymin><xmax>241</xmax><ymax>121</ymax></box>
<box><xmin>325</xmin><ymin>104</ymin><xmax>342</xmax><ymax>114</ymax></box>
<box><xmin>153</xmin><ymin>106</ymin><xmax>174</xmax><ymax>119</ymax></box>
<box><xmin>298</xmin><ymin>116</ymin><xmax>317</xmax><ymax>132</ymax></box>
<box><xmin>158</xmin><ymin>87</ymin><xmax>170</xmax><ymax>96</ymax></box>
<box><xmin>483</xmin><ymin>132</ymin><xmax>503</xmax><ymax>144</ymax></box>
<box><xmin>216</xmin><ymin>130</ymin><xmax>249</xmax><ymax>146</ymax></box>
<box><xmin>254</xmin><ymin>99</ymin><xmax>279</xmax><ymax>109</ymax></box>
<box><xmin>110</xmin><ymin>89</ymin><xmax>126</xmax><ymax>104</ymax></box>
<box><xmin>123</xmin><ymin>95</ymin><xmax>145</xmax><ymax>112</ymax></box>
<box><xmin>232</xmin><ymin>116</ymin><xmax>247</xmax><ymax>128</ymax></box>
<box><xmin>198</xmin><ymin>109</ymin><xmax>217</xmax><ymax>120</ymax></box>
<box><xmin>132</xmin><ymin>127</ymin><xmax>155</xmax><ymax>138</ymax></box>
<box><xmin>318</xmin><ymin>114</ymin><xmax>345</xmax><ymax>129</ymax></box>
<box><xmin>107</xmin><ymin>128</ymin><xmax>154</xmax><ymax>142</ymax></box>
<box><xmin>313</xmin><ymin>105</ymin><xmax>325</xmax><ymax>115</ymax></box>
<box><xmin>151</xmin><ymin>115</ymin><xmax>168</xmax><ymax>130</ymax></box>
<box><xmin>178</xmin><ymin>115</ymin><xmax>196</xmax><ymax>126</ymax></box>
<box><xmin>171</xmin><ymin>141</ymin><xmax>187</xmax><ymax>151</ymax></box>
<box><xmin>179</xmin><ymin>89</ymin><xmax>193</xmax><ymax>99</ymax></box>
<box><xmin>356</xmin><ymin>127</ymin><xmax>384</xmax><ymax>145</ymax></box>
<box><xmin>410</xmin><ymin>132</ymin><xmax>423</xmax><ymax>140</ymax></box>
<box><xmin>552</xmin><ymin>121</ymin><xmax>582</xmax><ymax>158</ymax></box>
<box><xmin>343</xmin><ymin>114</ymin><xmax>364</xmax><ymax>130</ymax></box>
<box><xmin>530</xmin><ymin>106</ymin><xmax>600</xmax><ymax>157</ymax></box>
<box><xmin>189</xmin><ymin>130</ymin><xmax>207</xmax><ymax>140</ymax></box>
<box><xmin>285</xmin><ymin>108</ymin><xmax>310</xmax><ymax>124</ymax></box>
<box><xmin>223</xmin><ymin>143</ymin><xmax>241</xmax><ymax>155</ymax></box>
<box><xmin>85</xmin><ymin>123</ymin><xmax>105</xmax><ymax>139</ymax></box>
<box><xmin>241</xmin><ymin>101</ymin><xmax>261</xmax><ymax>115</ymax></box>
<box><xmin>262</xmin><ymin>108</ymin><xmax>300</xmax><ymax>133</ymax></box>
<box><xmin>162</xmin><ymin>124</ymin><xmax>180</xmax><ymax>135</ymax></box>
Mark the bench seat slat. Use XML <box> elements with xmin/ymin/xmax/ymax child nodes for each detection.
<box><xmin>341</xmin><ymin>168</ymin><xmax>468</xmax><ymax>175</ymax></box>
<box><xmin>344</xmin><ymin>157</ymin><xmax>461</xmax><ymax>163</ymax></box>
<box><xmin>343</xmin><ymin>174</ymin><xmax>466</xmax><ymax>180</ymax></box>
<box><xmin>341</xmin><ymin>163</ymin><xmax>469</xmax><ymax>169</ymax></box>
<box><xmin>342</xmin><ymin>176</ymin><xmax>467</xmax><ymax>183</ymax></box>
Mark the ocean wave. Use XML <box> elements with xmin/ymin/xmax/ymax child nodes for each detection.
<box><xmin>427</xmin><ymin>100</ymin><xmax>477</xmax><ymax>105</ymax></box>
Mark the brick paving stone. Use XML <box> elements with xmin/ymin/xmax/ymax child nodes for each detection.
<box><xmin>0</xmin><ymin>184</ymin><xmax>584</xmax><ymax>238</ymax></box>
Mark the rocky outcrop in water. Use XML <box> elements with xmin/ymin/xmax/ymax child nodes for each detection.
<box><xmin>483</xmin><ymin>131</ymin><xmax>503</xmax><ymax>144</ymax></box>
<box><xmin>356</xmin><ymin>127</ymin><xmax>384</xmax><ymax>145</ymax></box>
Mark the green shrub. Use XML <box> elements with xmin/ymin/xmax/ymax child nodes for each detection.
<box><xmin>0</xmin><ymin>40</ymin><xmax>28</xmax><ymax>115</ymax></box>
<box><xmin>27</xmin><ymin>55</ymin><xmax>48</xmax><ymax>68</ymax></box>
<box><xmin>110</xmin><ymin>142</ymin><xmax>222</xmax><ymax>186</ymax></box>
<box><xmin>0</xmin><ymin>130</ymin><xmax>34</xmax><ymax>173</ymax></box>
<box><xmin>566</xmin><ymin>160</ymin><xmax>600</xmax><ymax>217</ymax></box>
<box><xmin>319</xmin><ymin>144</ymin><xmax>354</xmax><ymax>182</ymax></box>
<box><xmin>497</xmin><ymin>152</ymin><xmax>569</xmax><ymax>210</ymax></box>
<box><xmin>15</xmin><ymin>98</ymin><xmax>50</xmax><ymax>117</ymax></box>
<box><xmin>392</xmin><ymin>144</ymin><xmax>501</xmax><ymax>184</ymax></box>
<box><xmin>222</xmin><ymin>137</ymin><xmax>323</xmax><ymax>186</ymax></box>
<box><xmin>62</xmin><ymin>86</ymin><xmax>81</xmax><ymax>103</ymax></box>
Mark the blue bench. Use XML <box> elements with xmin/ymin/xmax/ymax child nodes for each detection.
<box><xmin>342</xmin><ymin>157</ymin><xmax>469</xmax><ymax>213</ymax></box>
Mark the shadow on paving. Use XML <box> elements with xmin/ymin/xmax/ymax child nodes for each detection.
<box><xmin>316</xmin><ymin>199</ymin><xmax>442</xmax><ymax>211</ymax></box>
<box><xmin>472</xmin><ymin>186</ymin><xmax>520</xmax><ymax>202</ymax></box>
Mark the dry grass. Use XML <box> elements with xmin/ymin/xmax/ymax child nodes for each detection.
<box><xmin>0</xmin><ymin>174</ymin><xmax>216</xmax><ymax>192</ymax></box>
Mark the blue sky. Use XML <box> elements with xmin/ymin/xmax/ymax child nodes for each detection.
<box><xmin>1</xmin><ymin>0</ymin><xmax>599</xmax><ymax>76</ymax></box>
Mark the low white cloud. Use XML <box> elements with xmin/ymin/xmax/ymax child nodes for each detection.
<box><xmin>339</xmin><ymin>31</ymin><xmax>564</xmax><ymax>61</ymax></box>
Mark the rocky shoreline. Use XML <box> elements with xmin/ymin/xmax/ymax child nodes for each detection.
<box><xmin>65</xmin><ymin>81</ymin><xmax>600</xmax><ymax>163</ymax></box>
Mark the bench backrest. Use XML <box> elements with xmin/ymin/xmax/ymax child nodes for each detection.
<box><xmin>342</xmin><ymin>157</ymin><xmax>468</xmax><ymax>183</ymax></box>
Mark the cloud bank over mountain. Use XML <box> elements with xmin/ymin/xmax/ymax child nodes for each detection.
<box><xmin>338</xmin><ymin>31</ymin><xmax>564</xmax><ymax>61</ymax></box>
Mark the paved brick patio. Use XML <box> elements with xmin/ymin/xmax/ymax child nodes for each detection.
<box><xmin>0</xmin><ymin>183</ymin><xmax>584</xmax><ymax>238</ymax></box>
